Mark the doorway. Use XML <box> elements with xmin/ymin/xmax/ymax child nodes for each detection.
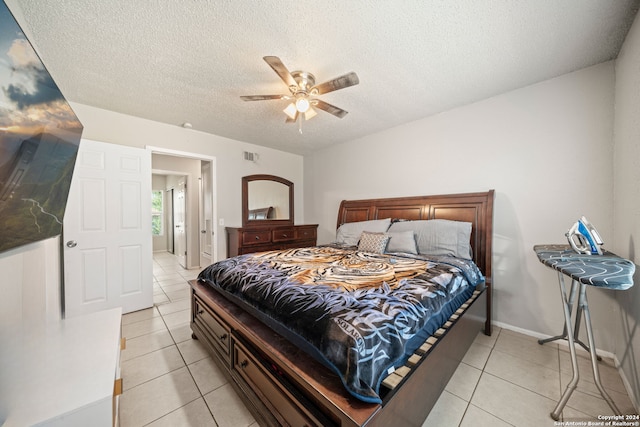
<box><xmin>149</xmin><ymin>147</ymin><xmax>217</xmax><ymax>270</ymax></box>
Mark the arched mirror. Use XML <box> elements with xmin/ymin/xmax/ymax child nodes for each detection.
<box><xmin>242</xmin><ymin>174</ymin><xmax>294</xmax><ymax>227</ymax></box>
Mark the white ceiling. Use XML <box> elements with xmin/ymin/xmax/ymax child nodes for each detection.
<box><xmin>7</xmin><ymin>0</ymin><xmax>639</xmax><ymax>155</ymax></box>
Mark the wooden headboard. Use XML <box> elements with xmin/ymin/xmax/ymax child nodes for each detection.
<box><xmin>337</xmin><ymin>190</ymin><xmax>495</xmax><ymax>335</ymax></box>
<box><xmin>336</xmin><ymin>190</ymin><xmax>495</xmax><ymax>281</ymax></box>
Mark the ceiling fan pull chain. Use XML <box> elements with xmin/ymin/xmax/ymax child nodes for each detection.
<box><xmin>298</xmin><ymin>115</ymin><xmax>303</xmax><ymax>134</ymax></box>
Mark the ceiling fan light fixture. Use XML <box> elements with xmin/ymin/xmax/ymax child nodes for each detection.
<box><xmin>241</xmin><ymin>56</ymin><xmax>359</xmax><ymax>125</ymax></box>
<box><xmin>283</xmin><ymin>103</ymin><xmax>298</xmax><ymax>120</ymax></box>
<box><xmin>295</xmin><ymin>97</ymin><xmax>310</xmax><ymax>113</ymax></box>
<box><xmin>304</xmin><ymin>107</ymin><xmax>317</xmax><ymax>121</ymax></box>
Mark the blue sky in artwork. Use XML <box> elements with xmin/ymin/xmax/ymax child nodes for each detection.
<box><xmin>0</xmin><ymin>2</ymin><xmax>78</xmax><ymax>131</ymax></box>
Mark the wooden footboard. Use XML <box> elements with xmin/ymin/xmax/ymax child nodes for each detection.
<box><xmin>190</xmin><ymin>279</ymin><xmax>487</xmax><ymax>427</ymax></box>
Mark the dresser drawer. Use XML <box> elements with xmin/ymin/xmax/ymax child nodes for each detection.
<box><xmin>295</xmin><ymin>227</ymin><xmax>317</xmax><ymax>241</ymax></box>
<box><xmin>193</xmin><ymin>297</ymin><xmax>231</xmax><ymax>363</ymax></box>
<box><xmin>272</xmin><ymin>228</ymin><xmax>295</xmax><ymax>242</ymax></box>
<box><xmin>241</xmin><ymin>230</ymin><xmax>272</xmax><ymax>246</ymax></box>
<box><xmin>234</xmin><ymin>340</ymin><xmax>318</xmax><ymax>427</ymax></box>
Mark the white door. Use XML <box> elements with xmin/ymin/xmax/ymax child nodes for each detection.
<box><xmin>63</xmin><ymin>139</ymin><xmax>153</xmax><ymax>317</ymax></box>
<box><xmin>166</xmin><ymin>188</ymin><xmax>174</xmax><ymax>254</ymax></box>
<box><xmin>200</xmin><ymin>162</ymin><xmax>213</xmax><ymax>267</ymax></box>
<box><xmin>174</xmin><ymin>180</ymin><xmax>187</xmax><ymax>268</ymax></box>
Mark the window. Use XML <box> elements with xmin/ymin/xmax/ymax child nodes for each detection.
<box><xmin>151</xmin><ymin>190</ymin><xmax>163</xmax><ymax>236</ymax></box>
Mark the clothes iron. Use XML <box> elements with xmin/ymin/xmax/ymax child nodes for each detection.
<box><xmin>566</xmin><ymin>216</ymin><xmax>604</xmax><ymax>255</ymax></box>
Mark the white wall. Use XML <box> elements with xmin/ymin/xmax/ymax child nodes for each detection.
<box><xmin>305</xmin><ymin>62</ymin><xmax>618</xmax><ymax>351</ymax></box>
<box><xmin>69</xmin><ymin>103</ymin><xmax>305</xmax><ymax>261</ymax></box>
<box><xmin>0</xmin><ymin>237</ymin><xmax>62</xmax><ymax>332</ymax></box>
<box><xmin>613</xmin><ymin>12</ymin><xmax>640</xmax><ymax>409</ymax></box>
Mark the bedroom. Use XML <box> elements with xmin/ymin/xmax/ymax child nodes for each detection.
<box><xmin>1</xmin><ymin>1</ymin><xmax>640</xmax><ymax>426</ymax></box>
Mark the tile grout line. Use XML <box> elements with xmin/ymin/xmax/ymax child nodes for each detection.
<box><xmin>456</xmin><ymin>328</ymin><xmax>506</xmax><ymax>426</ymax></box>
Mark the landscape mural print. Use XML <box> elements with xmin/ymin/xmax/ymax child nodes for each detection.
<box><xmin>0</xmin><ymin>1</ymin><xmax>83</xmax><ymax>253</ymax></box>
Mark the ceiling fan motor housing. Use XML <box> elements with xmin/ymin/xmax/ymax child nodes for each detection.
<box><xmin>290</xmin><ymin>71</ymin><xmax>316</xmax><ymax>94</ymax></box>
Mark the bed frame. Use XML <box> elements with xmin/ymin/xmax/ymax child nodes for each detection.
<box><xmin>189</xmin><ymin>190</ymin><xmax>495</xmax><ymax>427</ymax></box>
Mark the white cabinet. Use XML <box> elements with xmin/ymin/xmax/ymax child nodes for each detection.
<box><xmin>1</xmin><ymin>308</ymin><xmax>122</xmax><ymax>426</ymax></box>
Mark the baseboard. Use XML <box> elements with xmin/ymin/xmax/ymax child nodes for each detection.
<box><xmin>492</xmin><ymin>320</ymin><xmax>639</xmax><ymax>412</ymax></box>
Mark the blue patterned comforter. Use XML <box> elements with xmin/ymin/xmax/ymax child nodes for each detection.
<box><xmin>198</xmin><ymin>245</ymin><xmax>484</xmax><ymax>403</ymax></box>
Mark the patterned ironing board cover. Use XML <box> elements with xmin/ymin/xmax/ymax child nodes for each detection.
<box><xmin>534</xmin><ymin>244</ymin><xmax>635</xmax><ymax>290</ymax></box>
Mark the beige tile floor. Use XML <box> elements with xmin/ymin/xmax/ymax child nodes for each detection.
<box><xmin>118</xmin><ymin>252</ymin><xmax>638</xmax><ymax>426</ymax></box>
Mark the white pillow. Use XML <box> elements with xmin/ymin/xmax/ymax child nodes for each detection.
<box><xmin>385</xmin><ymin>230</ymin><xmax>418</xmax><ymax>254</ymax></box>
<box><xmin>335</xmin><ymin>218</ymin><xmax>392</xmax><ymax>246</ymax></box>
<box><xmin>387</xmin><ymin>219</ymin><xmax>472</xmax><ymax>259</ymax></box>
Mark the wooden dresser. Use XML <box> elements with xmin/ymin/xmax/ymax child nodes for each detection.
<box><xmin>226</xmin><ymin>224</ymin><xmax>318</xmax><ymax>257</ymax></box>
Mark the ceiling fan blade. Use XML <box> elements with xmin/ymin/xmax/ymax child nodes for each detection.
<box><xmin>314</xmin><ymin>100</ymin><xmax>348</xmax><ymax>118</ymax></box>
<box><xmin>285</xmin><ymin>111</ymin><xmax>299</xmax><ymax>123</ymax></box>
<box><xmin>263</xmin><ymin>56</ymin><xmax>297</xmax><ymax>88</ymax></box>
<box><xmin>240</xmin><ymin>95</ymin><xmax>284</xmax><ymax>101</ymax></box>
<box><xmin>311</xmin><ymin>72</ymin><xmax>359</xmax><ymax>95</ymax></box>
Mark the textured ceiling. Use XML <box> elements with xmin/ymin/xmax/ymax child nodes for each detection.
<box><xmin>6</xmin><ymin>0</ymin><xmax>639</xmax><ymax>155</ymax></box>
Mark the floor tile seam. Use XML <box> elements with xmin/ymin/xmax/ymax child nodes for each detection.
<box><xmin>461</xmin><ymin>402</ymin><xmax>517</xmax><ymax>427</ymax></box>
<box><xmin>565</xmin><ymin>381</ymin><xmax>634</xmax><ymax>407</ymax></box>
<box><xmin>489</xmin><ymin>345</ymin><xmax>561</xmax><ymax>373</ymax></box>
<box><xmin>562</xmin><ymin>399</ymin><xmax>616</xmax><ymax>420</ymax></box>
<box><xmin>159</xmin><ymin>307</ymin><xmax>191</xmax><ymax>320</ymax></box>
<box><xmin>186</xmin><ymin>366</ymin><xmax>221</xmax><ymax>427</ymax></box>
<box><xmin>447</xmin><ymin>373</ymin><xmax>481</xmax><ymax>426</ymax></box>
<box><xmin>471</xmin><ymin>328</ymin><xmax>502</xmax><ymax>371</ymax></box>
<box><xmin>558</xmin><ymin>369</ymin><xmax>630</xmax><ymax>398</ymax></box>
<box><xmin>158</xmin><ymin>283</ymin><xmax>190</xmax><ymax>291</ymax></box>
<box><xmin>158</xmin><ymin>307</ymin><xmax>190</xmax><ymax>318</ymax></box>
<box><xmin>123</xmin><ymin>363</ymin><xmax>188</xmax><ymax>392</ymax></box>
<box><xmin>123</xmin><ymin>327</ymin><xmax>169</xmax><ymax>341</ymax></box>
<box><xmin>121</xmin><ymin>314</ymin><xmax>163</xmax><ymax>328</ymax></box>
<box><xmin>154</xmin><ymin>289</ymin><xmax>171</xmax><ymax>304</ymax></box>
<box><xmin>139</xmin><ymin>395</ymin><xmax>206</xmax><ymax>427</ymax></box>
<box><xmin>478</xmin><ymin>370</ymin><xmax>559</xmax><ymax>405</ymax></box>
<box><xmin>186</xmin><ymin>358</ymin><xmax>232</xmax><ymax>397</ymax></box>
<box><xmin>120</xmin><ymin>369</ymin><xmax>193</xmax><ymax>407</ymax></box>
<box><xmin>466</xmin><ymin>336</ymin><xmax>499</xmax><ymax>411</ymax></box>
<box><xmin>121</xmin><ymin>342</ymin><xmax>180</xmax><ymax>364</ymax></box>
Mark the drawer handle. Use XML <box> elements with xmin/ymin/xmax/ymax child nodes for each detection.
<box><xmin>219</xmin><ymin>333</ymin><xmax>228</xmax><ymax>341</ymax></box>
<box><xmin>240</xmin><ymin>360</ymin><xmax>249</xmax><ymax>368</ymax></box>
<box><xmin>255</xmin><ymin>236</ymin><xmax>260</xmax><ymax>240</ymax></box>
<box><xmin>198</xmin><ymin>309</ymin><xmax>204</xmax><ymax>315</ymax></box>
<box><xmin>282</xmin><ymin>234</ymin><xmax>288</xmax><ymax>238</ymax></box>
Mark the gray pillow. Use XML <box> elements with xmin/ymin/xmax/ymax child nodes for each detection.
<box><xmin>335</xmin><ymin>218</ymin><xmax>392</xmax><ymax>246</ymax></box>
<box><xmin>387</xmin><ymin>219</ymin><xmax>472</xmax><ymax>259</ymax></box>
<box><xmin>385</xmin><ymin>231</ymin><xmax>418</xmax><ymax>254</ymax></box>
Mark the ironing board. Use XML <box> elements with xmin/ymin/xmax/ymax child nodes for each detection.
<box><xmin>533</xmin><ymin>244</ymin><xmax>635</xmax><ymax>421</ymax></box>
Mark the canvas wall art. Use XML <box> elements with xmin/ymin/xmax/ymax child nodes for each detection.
<box><xmin>0</xmin><ymin>1</ymin><xmax>83</xmax><ymax>253</ymax></box>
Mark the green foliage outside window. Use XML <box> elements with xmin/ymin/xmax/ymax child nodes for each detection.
<box><xmin>152</xmin><ymin>191</ymin><xmax>163</xmax><ymax>236</ymax></box>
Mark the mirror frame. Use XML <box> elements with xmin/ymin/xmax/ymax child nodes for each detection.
<box><xmin>242</xmin><ymin>174</ymin><xmax>294</xmax><ymax>227</ymax></box>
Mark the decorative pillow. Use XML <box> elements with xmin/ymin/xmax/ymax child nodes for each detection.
<box><xmin>385</xmin><ymin>231</ymin><xmax>418</xmax><ymax>254</ymax></box>
<box><xmin>358</xmin><ymin>231</ymin><xmax>390</xmax><ymax>254</ymax></box>
<box><xmin>387</xmin><ymin>219</ymin><xmax>472</xmax><ymax>259</ymax></box>
<box><xmin>335</xmin><ymin>218</ymin><xmax>392</xmax><ymax>246</ymax></box>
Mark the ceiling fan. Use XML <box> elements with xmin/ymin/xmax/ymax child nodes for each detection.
<box><xmin>241</xmin><ymin>56</ymin><xmax>359</xmax><ymax>125</ymax></box>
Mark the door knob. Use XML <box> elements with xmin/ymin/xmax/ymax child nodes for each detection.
<box><xmin>66</xmin><ymin>240</ymin><xmax>77</xmax><ymax>248</ymax></box>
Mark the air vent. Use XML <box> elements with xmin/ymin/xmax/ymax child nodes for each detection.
<box><xmin>243</xmin><ymin>151</ymin><xmax>259</xmax><ymax>162</ymax></box>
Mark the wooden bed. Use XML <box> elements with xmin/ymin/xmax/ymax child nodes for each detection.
<box><xmin>189</xmin><ymin>190</ymin><xmax>495</xmax><ymax>427</ymax></box>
